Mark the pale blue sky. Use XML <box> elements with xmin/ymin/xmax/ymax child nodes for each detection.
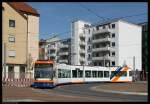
<box><xmin>28</xmin><ymin>2</ymin><xmax>148</xmax><ymax>39</ymax></box>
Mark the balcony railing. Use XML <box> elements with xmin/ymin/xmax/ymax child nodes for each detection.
<box><xmin>59</xmin><ymin>59</ymin><xmax>68</xmax><ymax>63</ymax></box>
<box><xmin>93</xmin><ymin>28</ymin><xmax>110</xmax><ymax>35</ymax></box>
<box><xmin>59</xmin><ymin>52</ymin><xmax>69</xmax><ymax>56</ymax></box>
<box><xmin>48</xmin><ymin>46</ymin><xmax>56</xmax><ymax>50</ymax></box>
<box><xmin>79</xmin><ymin>33</ymin><xmax>85</xmax><ymax>37</ymax></box>
<box><xmin>79</xmin><ymin>57</ymin><xmax>85</xmax><ymax>62</ymax></box>
<box><xmin>92</xmin><ymin>37</ymin><xmax>111</xmax><ymax>43</ymax></box>
<box><xmin>92</xmin><ymin>46</ymin><xmax>110</xmax><ymax>52</ymax></box>
<box><xmin>60</xmin><ymin>44</ymin><xmax>69</xmax><ymax>48</ymax></box>
<box><xmin>92</xmin><ymin>55</ymin><xmax>110</xmax><ymax>61</ymax></box>
<box><xmin>79</xmin><ymin>41</ymin><xmax>85</xmax><ymax>46</ymax></box>
<box><xmin>79</xmin><ymin>49</ymin><xmax>85</xmax><ymax>53</ymax></box>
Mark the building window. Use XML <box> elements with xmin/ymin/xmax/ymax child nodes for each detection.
<box><xmin>112</xmin><ymin>33</ymin><xmax>115</xmax><ymax>38</ymax></box>
<box><xmin>8</xmin><ymin>50</ymin><xmax>16</xmax><ymax>57</ymax></box>
<box><xmin>8</xmin><ymin>35</ymin><xmax>15</xmax><ymax>43</ymax></box>
<box><xmin>89</xmin><ymin>29</ymin><xmax>90</xmax><ymax>34</ymax></box>
<box><xmin>112</xmin><ymin>52</ymin><xmax>115</xmax><ymax>56</ymax></box>
<box><xmin>112</xmin><ymin>61</ymin><xmax>115</xmax><ymax>66</ymax></box>
<box><xmin>9</xmin><ymin>19</ymin><xmax>15</xmax><ymax>27</ymax></box>
<box><xmin>112</xmin><ymin>24</ymin><xmax>115</xmax><ymax>29</ymax></box>
<box><xmin>112</xmin><ymin>42</ymin><xmax>115</xmax><ymax>47</ymax></box>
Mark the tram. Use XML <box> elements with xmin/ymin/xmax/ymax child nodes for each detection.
<box><xmin>31</xmin><ymin>60</ymin><xmax>133</xmax><ymax>88</ymax></box>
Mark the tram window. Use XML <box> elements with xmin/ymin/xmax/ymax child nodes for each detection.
<box><xmin>58</xmin><ymin>69</ymin><xmax>71</xmax><ymax>78</ymax></box>
<box><xmin>78</xmin><ymin>70</ymin><xmax>83</xmax><ymax>78</ymax></box>
<box><xmin>98</xmin><ymin>71</ymin><xmax>103</xmax><ymax>78</ymax></box>
<box><xmin>92</xmin><ymin>71</ymin><xmax>97</xmax><ymax>78</ymax></box>
<box><xmin>104</xmin><ymin>71</ymin><xmax>109</xmax><ymax>78</ymax></box>
<box><xmin>111</xmin><ymin>71</ymin><xmax>115</xmax><ymax>76</ymax></box>
<box><xmin>116</xmin><ymin>71</ymin><xmax>127</xmax><ymax>77</ymax></box>
<box><xmin>85</xmin><ymin>71</ymin><xmax>91</xmax><ymax>78</ymax></box>
<box><xmin>72</xmin><ymin>70</ymin><xmax>77</xmax><ymax>78</ymax></box>
<box><xmin>66</xmin><ymin>70</ymin><xmax>71</xmax><ymax>78</ymax></box>
<box><xmin>129</xmin><ymin>71</ymin><xmax>132</xmax><ymax>76</ymax></box>
<box><xmin>122</xmin><ymin>71</ymin><xmax>127</xmax><ymax>76</ymax></box>
<box><xmin>58</xmin><ymin>69</ymin><xmax>61</xmax><ymax>78</ymax></box>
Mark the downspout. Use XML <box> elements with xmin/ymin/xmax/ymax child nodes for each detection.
<box><xmin>26</xmin><ymin>14</ymin><xmax>28</xmax><ymax>78</ymax></box>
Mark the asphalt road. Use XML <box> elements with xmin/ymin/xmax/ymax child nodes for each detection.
<box><xmin>3</xmin><ymin>83</ymin><xmax>148</xmax><ymax>102</ymax></box>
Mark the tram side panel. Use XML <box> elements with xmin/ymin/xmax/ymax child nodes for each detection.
<box><xmin>110</xmin><ymin>66</ymin><xmax>133</xmax><ymax>82</ymax></box>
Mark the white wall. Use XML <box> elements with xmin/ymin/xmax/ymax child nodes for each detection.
<box><xmin>118</xmin><ymin>20</ymin><xmax>142</xmax><ymax>71</ymax></box>
<box><xmin>27</xmin><ymin>15</ymin><xmax>39</xmax><ymax>62</ymax></box>
<box><xmin>71</xmin><ymin>20</ymin><xmax>91</xmax><ymax>65</ymax></box>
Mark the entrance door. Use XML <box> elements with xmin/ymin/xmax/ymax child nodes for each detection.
<box><xmin>20</xmin><ymin>66</ymin><xmax>25</xmax><ymax>79</ymax></box>
<box><xmin>8</xmin><ymin>65</ymin><xmax>14</xmax><ymax>79</ymax></box>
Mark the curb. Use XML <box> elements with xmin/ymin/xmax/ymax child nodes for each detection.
<box><xmin>91</xmin><ymin>86</ymin><xmax>148</xmax><ymax>96</ymax></box>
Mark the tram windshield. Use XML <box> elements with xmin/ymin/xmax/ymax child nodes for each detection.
<box><xmin>34</xmin><ymin>63</ymin><xmax>53</xmax><ymax>79</ymax></box>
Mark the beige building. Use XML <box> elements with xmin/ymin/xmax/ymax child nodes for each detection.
<box><xmin>2</xmin><ymin>2</ymin><xmax>39</xmax><ymax>79</ymax></box>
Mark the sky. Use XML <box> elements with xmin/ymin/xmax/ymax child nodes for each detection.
<box><xmin>28</xmin><ymin>2</ymin><xmax>148</xmax><ymax>40</ymax></box>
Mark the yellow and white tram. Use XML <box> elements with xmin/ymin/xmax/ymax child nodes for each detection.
<box><xmin>31</xmin><ymin>60</ymin><xmax>133</xmax><ymax>88</ymax></box>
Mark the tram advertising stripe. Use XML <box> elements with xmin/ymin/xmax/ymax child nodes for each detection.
<box><xmin>110</xmin><ymin>67</ymin><xmax>123</xmax><ymax>80</ymax></box>
<box><xmin>111</xmin><ymin>67</ymin><xmax>128</xmax><ymax>82</ymax></box>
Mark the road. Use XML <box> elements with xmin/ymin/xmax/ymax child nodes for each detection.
<box><xmin>3</xmin><ymin>83</ymin><xmax>148</xmax><ymax>102</ymax></box>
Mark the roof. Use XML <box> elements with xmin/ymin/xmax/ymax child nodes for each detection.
<box><xmin>92</xmin><ymin>19</ymin><xmax>141</xmax><ymax>28</ymax></box>
<box><xmin>7</xmin><ymin>2</ymin><xmax>39</xmax><ymax>17</ymax></box>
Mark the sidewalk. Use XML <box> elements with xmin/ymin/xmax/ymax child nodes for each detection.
<box><xmin>91</xmin><ymin>81</ymin><xmax>148</xmax><ymax>95</ymax></box>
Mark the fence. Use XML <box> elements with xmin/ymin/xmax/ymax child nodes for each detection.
<box><xmin>2</xmin><ymin>72</ymin><xmax>34</xmax><ymax>87</ymax></box>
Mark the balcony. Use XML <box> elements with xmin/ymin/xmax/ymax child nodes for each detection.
<box><xmin>79</xmin><ymin>33</ymin><xmax>85</xmax><ymax>38</ymax></box>
<box><xmin>59</xmin><ymin>59</ymin><xmax>68</xmax><ymax>63</ymax></box>
<box><xmin>59</xmin><ymin>52</ymin><xmax>69</xmax><ymax>56</ymax></box>
<box><xmin>79</xmin><ymin>41</ymin><xmax>85</xmax><ymax>46</ymax></box>
<box><xmin>93</xmin><ymin>28</ymin><xmax>110</xmax><ymax>35</ymax></box>
<box><xmin>60</xmin><ymin>44</ymin><xmax>69</xmax><ymax>48</ymax></box>
<box><xmin>49</xmin><ymin>53</ymin><xmax>56</xmax><ymax>57</ymax></box>
<box><xmin>79</xmin><ymin>57</ymin><xmax>85</xmax><ymax>62</ymax></box>
<box><xmin>92</xmin><ymin>46</ymin><xmax>110</xmax><ymax>52</ymax></box>
<box><xmin>92</xmin><ymin>37</ymin><xmax>111</xmax><ymax>43</ymax></box>
<box><xmin>48</xmin><ymin>46</ymin><xmax>56</xmax><ymax>50</ymax></box>
<box><xmin>92</xmin><ymin>55</ymin><xmax>110</xmax><ymax>61</ymax></box>
<box><xmin>79</xmin><ymin>49</ymin><xmax>85</xmax><ymax>53</ymax></box>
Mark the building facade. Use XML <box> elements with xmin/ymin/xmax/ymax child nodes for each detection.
<box><xmin>44</xmin><ymin>36</ymin><xmax>60</xmax><ymax>62</ymax></box>
<box><xmin>71</xmin><ymin>20</ymin><xmax>142</xmax><ymax>71</ymax></box>
<box><xmin>58</xmin><ymin>38</ymin><xmax>71</xmax><ymax>64</ymax></box>
<box><xmin>39</xmin><ymin>39</ymin><xmax>46</xmax><ymax>60</ymax></box>
<box><xmin>2</xmin><ymin>2</ymin><xmax>39</xmax><ymax>79</ymax></box>
<box><xmin>71</xmin><ymin>20</ymin><xmax>91</xmax><ymax>65</ymax></box>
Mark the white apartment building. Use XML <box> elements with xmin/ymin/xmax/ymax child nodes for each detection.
<box><xmin>71</xmin><ymin>19</ymin><xmax>142</xmax><ymax>71</ymax></box>
<box><xmin>43</xmin><ymin>37</ymin><xmax>71</xmax><ymax>64</ymax></box>
<box><xmin>71</xmin><ymin>20</ymin><xmax>91</xmax><ymax>65</ymax></box>
<box><xmin>58</xmin><ymin>38</ymin><xmax>71</xmax><ymax>64</ymax></box>
<box><xmin>45</xmin><ymin>36</ymin><xmax>60</xmax><ymax>62</ymax></box>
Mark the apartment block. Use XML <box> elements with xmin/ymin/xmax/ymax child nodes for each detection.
<box><xmin>45</xmin><ymin>36</ymin><xmax>60</xmax><ymax>62</ymax></box>
<box><xmin>71</xmin><ymin>19</ymin><xmax>142</xmax><ymax>71</ymax></box>
<box><xmin>58</xmin><ymin>38</ymin><xmax>71</xmax><ymax>64</ymax></box>
<box><xmin>71</xmin><ymin>20</ymin><xmax>91</xmax><ymax>65</ymax></box>
<box><xmin>2</xmin><ymin>2</ymin><xmax>39</xmax><ymax>79</ymax></box>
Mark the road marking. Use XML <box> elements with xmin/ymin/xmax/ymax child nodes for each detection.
<box><xmin>91</xmin><ymin>86</ymin><xmax>148</xmax><ymax>96</ymax></box>
<box><xmin>3</xmin><ymin>99</ymin><xmax>44</xmax><ymax>102</ymax></box>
